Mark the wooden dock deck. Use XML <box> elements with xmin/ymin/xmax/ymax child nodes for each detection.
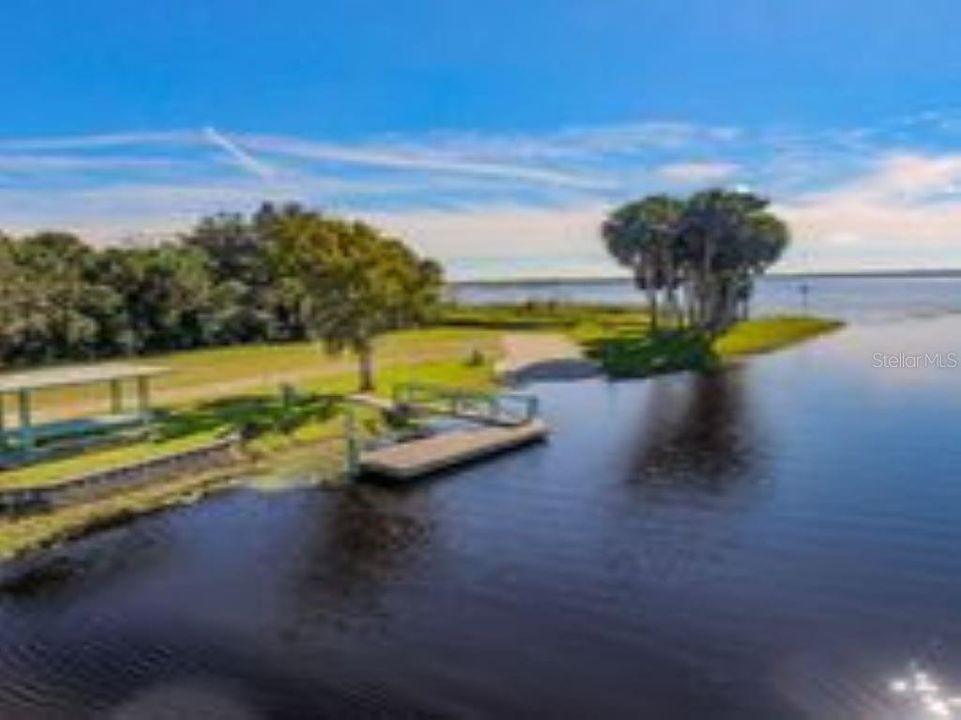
<box><xmin>360</xmin><ymin>419</ymin><xmax>549</xmax><ymax>480</ymax></box>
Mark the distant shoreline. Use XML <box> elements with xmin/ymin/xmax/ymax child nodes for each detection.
<box><xmin>451</xmin><ymin>268</ymin><xmax>961</xmax><ymax>287</ymax></box>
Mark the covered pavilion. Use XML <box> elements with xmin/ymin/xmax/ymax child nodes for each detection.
<box><xmin>0</xmin><ymin>363</ymin><xmax>168</xmax><ymax>456</ymax></box>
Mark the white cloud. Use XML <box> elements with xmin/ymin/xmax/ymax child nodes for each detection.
<box><xmin>655</xmin><ymin>161</ymin><xmax>739</xmax><ymax>184</ymax></box>
<box><xmin>359</xmin><ymin>203</ymin><xmax>619</xmax><ymax>280</ymax></box>
<box><xmin>367</xmin><ymin>203</ymin><xmax>610</xmax><ymax>262</ymax></box>
<box><xmin>0</xmin><ymin>154</ymin><xmax>181</xmax><ymax>172</ymax></box>
<box><xmin>5</xmin><ymin>118</ymin><xmax>961</xmax><ymax>277</ymax></box>
<box><xmin>777</xmin><ymin>152</ymin><xmax>961</xmax><ymax>271</ymax></box>
<box><xmin>0</xmin><ymin>178</ymin><xmax>390</xmax><ymax>242</ymax></box>
<box><xmin>553</xmin><ymin>122</ymin><xmax>741</xmax><ymax>153</ymax></box>
<box><xmin>0</xmin><ymin>131</ymin><xmax>196</xmax><ymax>151</ymax></box>
<box><xmin>236</xmin><ymin>132</ymin><xmax>613</xmax><ymax>190</ymax></box>
<box><xmin>846</xmin><ymin>153</ymin><xmax>961</xmax><ymax>198</ymax></box>
<box><xmin>203</xmin><ymin>127</ymin><xmax>276</xmax><ymax>180</ymax></box>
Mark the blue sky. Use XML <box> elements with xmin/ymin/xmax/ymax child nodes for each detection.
<box><xmin>5</xmin><ymin>1</ymin><xmax>961</xmax><ymax>277</ymax></box>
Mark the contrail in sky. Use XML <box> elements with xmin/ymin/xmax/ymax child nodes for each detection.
<box><xmin>203</xmin><ymin>126</ymin><xmax>275</xmax><ymax>180</ymax></box>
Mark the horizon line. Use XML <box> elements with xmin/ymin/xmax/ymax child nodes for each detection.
<box><xmin>449</xmin><ymin>267</ymin><xmax>961</xmax><ymax>285</ymax></box>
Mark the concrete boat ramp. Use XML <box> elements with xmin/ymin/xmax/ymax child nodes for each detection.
<box><xmin>496</xmin><ymin>333</ymin><xmax>600</xmax><ymax>383</ymax></box>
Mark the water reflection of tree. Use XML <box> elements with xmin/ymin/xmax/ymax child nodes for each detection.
<box><xmin>286</xmin><ymin>485</ymin><xmax>436</xmax><ymax>637</ymax></box>
<box><xmin>603</xmin><ymin>368</ymin><xmax>771</xmax><ymax>589</ymax></box>
<box><xmin>629</xmin><ymin>367</ymin><xmax>765</xmax><ymax>491</ymax></box>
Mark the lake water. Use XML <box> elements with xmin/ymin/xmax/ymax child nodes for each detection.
<box><xmin>2</xmin><ymin>279</ymin><xmax>961</xmax><ymax>718</ymax></box>
<box><xmin>454</xmin><ymin>274</ymin><xmax>961</xmax><ymax>323</ymax></box>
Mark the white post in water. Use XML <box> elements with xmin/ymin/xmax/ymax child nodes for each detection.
<box><xmin>343</xmin><ymin>404</ymin><xmax>359</xmax><ymax>478</ymax></box>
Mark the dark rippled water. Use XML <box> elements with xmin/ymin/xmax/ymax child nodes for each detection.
<box><xmin>2</xmin><ymin>314</ymin><xmax>961</xmax><ymax>718</ymax></box>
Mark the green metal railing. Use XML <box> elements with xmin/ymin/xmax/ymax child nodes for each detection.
<box><xmin>340</xmin><ymin>384</ymin><xmax>542</xmax><ymax>480</ymax></box>
<box><xmin>392</xmin><ymin>382</ymin><xmax>539</xmax><ymax>426</ymax></box>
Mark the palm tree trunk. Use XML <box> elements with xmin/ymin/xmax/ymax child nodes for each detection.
<box><xmin>665</xmin><ymin>284</ymin><xmax>677</xmax><ymax>328</ymax></box>
<box><xmin>701</xmin><ymin>236</ymin><xmax>715</xmax><ymax>333</ymax></box>
<box><xmin>649</xmin><ymin>287</ymin><xmax>659</xmax><ymax>332</ymax></box>
<box><xmin>639</xmin><ymin>263</ymin><xmax>658</xmax><ymax>332</ymax></box>
<box><xmin>662</xmin><ymin>246</ymin><xmax>676</xmax><ymax>329</ymax></box>
<box><xmin>684</xmin><ymin>280</ymin><xmax>698</xmax><ymax>328</ymax></box>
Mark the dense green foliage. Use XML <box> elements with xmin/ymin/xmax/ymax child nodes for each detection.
<box><xmin>584</xmin><ymin>330</ymin><xmax>719</xmax><ymax>378</ymax></box>
<box><xmin>585</xmin><ymin>316</ymin><xmax>841</xmax><ymax>378</ymax></box>
<box><xmin>0</xmin><ymin>204</ymin><xmax>440</xmax><ymax>374</ymax></box>
<box><xmin>271</xmin><ymin>214</ymin><xmax>443</xmax><ymax>390</ymax></box>
<box><xmin>602</xmin><ymin>188</ymin><xmax>789</xmax><ymax>334</ymax></box>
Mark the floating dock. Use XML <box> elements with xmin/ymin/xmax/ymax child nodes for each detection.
<box><xmin>359</xmin><ymin>418</ymin><xmax>549</xmax><ymax>480</ymax></box>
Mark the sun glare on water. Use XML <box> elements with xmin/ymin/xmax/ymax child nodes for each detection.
<box><xmin>890</xmin><ymin>662</ymin><xmax>961</xmax><ymax>718</ymax></box>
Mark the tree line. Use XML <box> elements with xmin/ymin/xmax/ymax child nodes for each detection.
<box><xmin>602</xmin><ymin>188</ymin><xmax>789</xmax><ymax>334</ymax></box>
<box><xmin>0</xmin><ymin>204</ymin><xmax>442</xmax><ymax>390</ymax></box>
<box><xmin>0</xmin><ymin>188</ymin><xmax>789</xmax><ymax>387</ymax></box>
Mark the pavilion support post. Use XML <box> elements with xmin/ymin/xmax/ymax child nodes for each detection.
<box><xmin>136</xmin><ymin>376</ymin><xmax>150</xmax><ymax>423</ymax></box>
<box><xmin>17</xmin><ymin>389</ymin><xmax>34</xmax><ymax>452</ymax></box>
<box><xmin>110</xmin><ymin>379</ymin><xmax>123</xmax><ymax>415</ymax></box>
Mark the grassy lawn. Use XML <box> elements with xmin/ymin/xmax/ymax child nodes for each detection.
<box><xmin>713</xmin><ymin>316</ymin><xmax>844</xmax><ymax>357</ymax></box>
<box><xmin>149</xmin><ymin>327</ymin><xmax>499</xmax><ymax>392</ymax></box>
<box><xmin>0</xmin><ymin>430</ymin><xmax>226</xmax><ymax>491</ymax></box>
<box><xmin>0</xmin><ymin>354</ymin><xmax>496</xmax><ymax>492</ymax></box>
<box><xmin>3</xmin><ymin>327</ymin><xmax>502</xmax><ymax>423</ymax></box>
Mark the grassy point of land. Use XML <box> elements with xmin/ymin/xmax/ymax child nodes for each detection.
<box><xmin>441</xmin><ymin>302</ymin><xmax>843</xmax><ymax>378</ymax></box>
<box><xmin>713</xmin><ymin>316</ymin><xmax>844</xmax><ymax>358</ymax></box>
<box><xmin>581</xmin><ymin>314</ymin><xmax>844</xmax><ymax>379</ymax></box>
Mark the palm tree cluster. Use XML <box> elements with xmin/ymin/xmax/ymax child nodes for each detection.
<box><xmin>602</xmin><ymin>188</ymin><xmax>789</xmax><ymax>335</ymax></box>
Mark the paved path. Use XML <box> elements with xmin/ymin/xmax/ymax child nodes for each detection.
<box><xmin>497</xmin><ymin>333</ymin><xmax>600</xmax><ymax>382</ymax></box>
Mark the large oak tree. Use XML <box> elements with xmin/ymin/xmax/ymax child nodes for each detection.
<box><xmin>270</xmin><ymin>212</ymin><xmax>442</xmax><ymax>391</ymax></box>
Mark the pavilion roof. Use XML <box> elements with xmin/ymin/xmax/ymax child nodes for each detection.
<box><xmin>0</xmin><ymin>363</ymin><xmax>168</xmax><ymax>394</ymax></box>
